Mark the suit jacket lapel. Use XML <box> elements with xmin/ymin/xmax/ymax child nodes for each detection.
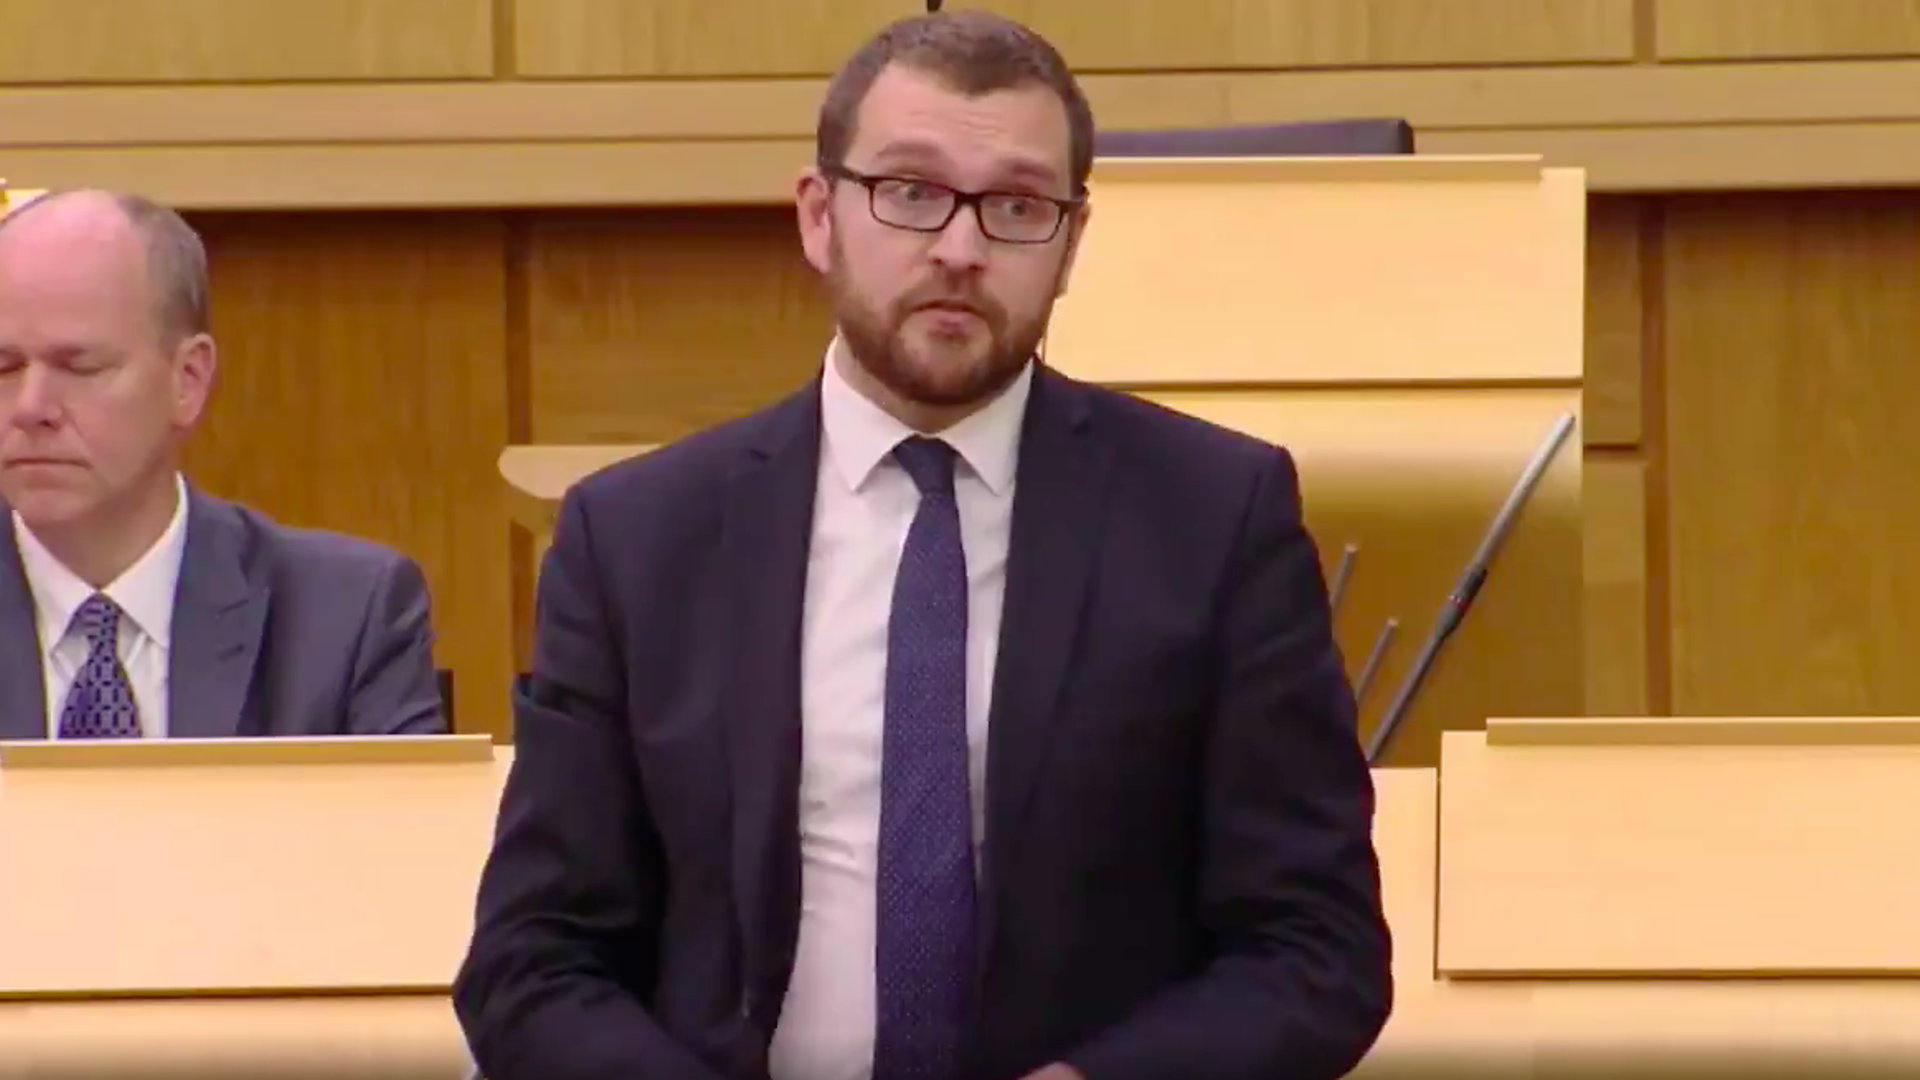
<box><xmin>167</xmin><ymin>490</ymin><xmax>268</xmax><ymax>738</ymax></box>
<box><xmin>721</xmin><ymin>383</ymin><xmax>819</xmax><ymax>1031</ymax></box>
<box><xmin>979</xmin><ymin>369</ymin><xmax>1110</xmax><ymax>967</ymax></box>
<box><xmin>0</xmin><ymin>519</ymin><xmax>47</xmax><ymax>739</ymax></box>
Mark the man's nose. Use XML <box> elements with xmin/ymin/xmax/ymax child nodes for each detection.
<box><xmin>6</xmin><ymin>364</ymin><xmax>62</xmax><ymax>428</ymax></box>
<box><xmin>928</xmin><ymin>203</ymin><xmax>991</xmax><ymax>271</ymax></box>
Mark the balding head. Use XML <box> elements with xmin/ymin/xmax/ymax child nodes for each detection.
<box><xmin>0</xmin><ymin>189</ymin><xmax>209</xmax><ymax>348</ymax></box>
<box><xmin>0</xmin><ymin>188</ymin><xmax>218</xmax><ymax>561</ymax></box>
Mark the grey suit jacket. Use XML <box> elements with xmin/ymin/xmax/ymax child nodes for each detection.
<box><xmin>0</xmin><ymin>488</ymin><xmax>446</xmax><ymax>739</ymax></box>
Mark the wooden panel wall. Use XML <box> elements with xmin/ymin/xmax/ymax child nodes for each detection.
<box><xmin>0</xmin><ymin>0</ymin><xmax>493</xmax><ymax>81</ymax></box>
<box><xmin>1661</xmin><ymin>192</ymin><xmax>1920</xmax><ymax>715</ymax></box>
<box><xmin>181</xmin><ymin>212</ymin><xmax>515</xmax><ymax>734</ymax></box>
<box><xmin>1656</xmin><ymin>0</ymin><xmax>1920</xmax><ymax>59</ymax></box>
<box><xmin>11</xmin><ymin>1</ymin><xmax>1920</xmax><ymax>198</ymax></box>
<box><xmin>516</xmin><ymin>0</ymin><xmax>1635</xmax><ymax>76</ymax></box>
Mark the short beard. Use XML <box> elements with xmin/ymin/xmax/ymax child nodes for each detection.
<box><xmin>827</xmin><ymin>231</ymin><xmax>1053</xmax><ymax>411</ymax></box>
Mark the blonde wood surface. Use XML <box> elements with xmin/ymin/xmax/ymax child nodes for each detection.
<box><xmin>0</xmin><ymin>748</ymin><xmax>508</xmax><ymax>996</ymax></box>
<box><xmin>498</xmin><ymin>446</ymin><xmax>646</xmax><ymax>506</ymax></box>
<box><xmin>0</xmin><ymin>0</ymin><xmax>493</xmax><ymax>82</ymax></box>
<box><xmin>514</xmin><ymin>0</ymin><xmax>1633</xmax><ymax>77</ymax></box>
<box><xmin>13</xmin><ymin>59</ymin><xmax>1920</xmax><ymax>147</ymax></box>
<box><xmin>1435</xmin><ymin>722</ymin><xmax>1920</xmax><ymax>976</ymax></box>
<box><xmin>1371</xmin><ymin>763</ymin><xmax>1920</xmax><ymax>1078</ymax></box>
<box><xmin>13</xmin><ymin>57</ymin><xmax>1920</xmax><ymax>204</ymax></box>
<box><xmin>1049</xmin><ymin>157</ymin><xmax>1584</xmax><ymax>387</ymax></box>
<box><xmin>0</xmin><ymin>734</ymin><xmax>493</xmax><ymax>769</ymax></box>
<box><xmin>1656</xmin><ymin>0</ymin><xmax>1920</xmax><ymax>60</ymax></box>
<box><xmin>500</xmin><ymin>444</ymin><xmax>648</xmax><ymax>565</ymax></box>
<box><xmin>1490</xmin><ymin>714</ymin><xmax>1920</xmax><ymax>746</ymax></box>
<box><xmin>0</xmin><ymin>997</ymin><xmax>468</xmax><ymax>1080</ymax></box>
<box><xmin>7</xmin><ymin>757</ymin><xmax>1920</xmax><ymax>1076</ymax></box>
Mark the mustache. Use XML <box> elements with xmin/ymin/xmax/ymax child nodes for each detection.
<box><xmin>898</xmin><ymin>287</ymin><xmax>1001</xmax><ymax>321</ymax></box>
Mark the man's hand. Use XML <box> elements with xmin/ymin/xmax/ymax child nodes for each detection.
<box><xmin>1021</xmin><ymin>1066</ymin><xmax>1086</xmax><ymax>1080</ymax></box>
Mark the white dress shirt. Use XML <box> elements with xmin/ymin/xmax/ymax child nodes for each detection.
<box><xmin>767</xmin><ymin>344</ymin><xmax>1031</xmax><ymax>1080</ymax></box>
<box><xmin>13</xmin><ymin>474</ymin><xmax>189</xmax><ymax>739</ymax></box>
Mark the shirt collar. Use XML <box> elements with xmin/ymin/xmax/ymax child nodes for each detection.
<box><xmin>12</xmin><ymin>474</ymin><xmax>190</xmax><ymax>652</ymax></box>
<box><xmin>818</xmin><ymin>337</ymin><xmax>1031</xmax><ymax>496</ymax></box>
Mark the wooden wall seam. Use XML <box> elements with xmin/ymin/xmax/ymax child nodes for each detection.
<box><xmin>1638</xmin><ymin>199</ymin><xmax>1673</xmax><ymax>716</ymax></box>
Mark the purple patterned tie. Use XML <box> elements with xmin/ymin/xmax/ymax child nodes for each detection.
<box><xmin>57</xmin><ymin>594</ymin><xmax>142</xmax><ymax>739</ymax></box>
<box><xmin>874</xmin><ymin>436</ymin><xmax>975</xmax><ymax>1080</ymax></box>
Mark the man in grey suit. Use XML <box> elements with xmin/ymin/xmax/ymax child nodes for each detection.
<box><xmin>0</xmin><ymin>189</ymin><xmax>446</xmax><ymax>739</ymax></box>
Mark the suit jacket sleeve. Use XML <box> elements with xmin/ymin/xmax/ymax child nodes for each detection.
<box><xmin>1064</xmin><ymin>447</ymin><xmax>1393</xmax><ymax>1080</ymax></box>
<box><xmin>344</xmin><ymin>553</ymin><xmax>448</xmax><ymax>735</ymax></box>
<box><xmin>452</xmin><ymin>488</ymin><xmax>729</xmax><ymax>1080</ymax></box>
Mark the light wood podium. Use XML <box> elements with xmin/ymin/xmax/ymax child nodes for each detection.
<box><xmin>499</xmin><ymin>156</ymin><xmax>1585</xmax><ymax>766</ymax></box>
<box><xmin>1367</xmin><ymin>715</ymin><xmax>1920</xmax><ymax>1078</ymax></box>
<box><xmin>1047</xmin><ymin>155</ymin><xmax>1584</xmax><ymax>765</ymax></box>
<box><xmin>0</xmin><ymin>737</ymin><xmax>504</xmax><ymax>1079</ymax></box>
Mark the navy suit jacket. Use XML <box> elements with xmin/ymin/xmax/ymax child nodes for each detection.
<box><xmin>455</xmin><ymin>366</ymin><xmax>1391</xmax><ymax>1080</ymax></box>
<box><xmin>0</xmin><ymin>488</ymin><xmax>446</xmax><ymax>738</ymax></box>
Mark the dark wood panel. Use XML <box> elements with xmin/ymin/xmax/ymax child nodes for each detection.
<box><xmin>184</xmin><ymin>210</ymin><xmax>515</xmax><ymax>737</ymax></box>
<box><xmin>1662</xmin><ymin>190</ymin><xmax>1920</xmax><ymax>715</ymax></box>
<box><xmin>524</xmin><ymin>207</ymin><xmax>831</xmax><ymax>444</ymax></box>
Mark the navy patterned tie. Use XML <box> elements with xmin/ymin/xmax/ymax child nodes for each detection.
<box><xmin>874</xmin><ymin>436</ymin><xmax>976</xmax><ymax>1080</ymax></box>
<box><xmin>57</xmin><ymin>594</ymin><xmax>142</xmax><ymax>739</ymax></box>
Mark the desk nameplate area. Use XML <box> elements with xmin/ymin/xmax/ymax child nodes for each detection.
<box><xmin>1362</xmin><ymin>726</ymin><xmax>1920</xmax><ymax>1078</ymax></box>
<box><xmin>0</xmin><ymin>736</ymin><xmax>509</xmax><ymax>998</ymax></box>
<box><xmin>1436</xmin><ymin>716</ymin><xmax>1920</xmax><ymax>977</ymax></box>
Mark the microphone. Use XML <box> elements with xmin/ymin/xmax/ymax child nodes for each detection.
<box><xmin>927</xmin><ymin>0</ymin><xmax>943</xmax><ymax>9</ymax></box>
<box><xmin>1364</xmin><ymin>410</ymin><xmax>1578</xmax><ymax>764</ymax></box>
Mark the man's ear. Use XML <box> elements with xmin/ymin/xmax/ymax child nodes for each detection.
<box><xmin>1054</xmin><ymin>200</ymin><xmax>1092</xmax><ymax>297</ymax></box>
<box><xmin>171</xmin><ymin>332</ymin><xmax>217</xmax><ymax>430</ymax></box>
<box><xmin>797</xmin><ymin>167</ymin><xmax>836</xmax><ymax>275</ymax></box>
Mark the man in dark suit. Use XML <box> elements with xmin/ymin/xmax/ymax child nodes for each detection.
<box><xmin>0</xmin><ymin>189</ymin><xmax>445</xmax><ymax>738</ymax></box>
<box><xmin>456</xmin><ymin>11</ymin><xmax>1390</xmax><ymax>1080</ymax></box>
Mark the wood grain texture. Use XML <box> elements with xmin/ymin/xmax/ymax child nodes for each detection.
<box><xmin>0</xmin><ymin>0</ymin><xmax>493</xmax><ymax>82</ymax></box>
<box><xmin>12</xmin><ymin>58</ymin><xmax>1920</xmax><ymax>202</ymax></box>
<box><xmin>1657</xmin><ymin>0</ymin><xmax>1920</xmax><ymax>60</ymax></box>
<box><xmin>1584</xmin><ymin>197</ymin><xmax>1644</xmax><ymax>448</ymax></box>
<box><xmin>1662</xmin><ymin>191</ymin><xmax>1920</xmax><ymax>715</ymax></box>
<box><xmin>514</xmin><ymin>0</ymin><xmax>1634</xmax><ymax>77</ymax></box>
<box><xmin>182</xmin><ymin>212</ymin><xmax>514</xmax><ymax>738</ymax></box>
<box><xmin>1582</xmin><ymin>453</ymin><xmax>1649</xmax><ymax>716</ymax></box>
<box><xmin>525</xmin><ymin>208</ymin><xmax>831</xmax><ymax>444</ymax></box>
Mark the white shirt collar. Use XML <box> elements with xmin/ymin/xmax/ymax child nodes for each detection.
<box><xmin>12</xmin><ymin>474</ymin><xmax>190</xmax><ymax>653</ymax></box>
<box><xmin>818</xmin><ymin>337</ymin><xmax>1031</xmax><ymax>497</ymax></box>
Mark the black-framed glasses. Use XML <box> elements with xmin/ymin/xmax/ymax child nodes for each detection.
<box><xmin>819</xmin><ymin>161</ymin><xmax>1081</xmax><ymax>245</ymax></box>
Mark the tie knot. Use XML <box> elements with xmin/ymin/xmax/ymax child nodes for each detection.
<box><xmin>894</xmin><ymin>436</ymin><xmax>957</xmax><ymax>497</ymax></box>
<box><xmin>70</xmin><ymin>594</ymin><xmax>122</xmax><ymax>652</ymax></box>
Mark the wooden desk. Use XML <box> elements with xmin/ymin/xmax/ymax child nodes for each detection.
<box><xmin>0</xmin><ymin>997</ymin><xmax>466</xmax><ymax>1080</ymax></box>
<box><xmin>0</xmin><ymin>738</ymin><xmax>502</xmax><ymax>1080</ymax></box>
<box><xmin>1364</xmin><ymin>717</ymin><xmax>1920</xmax><ymax>1078</ymax></box>
<box><xmin>12</xmin><ymin>720</ymin><xmax>1920</xmax><ymax>1077</ymax></box>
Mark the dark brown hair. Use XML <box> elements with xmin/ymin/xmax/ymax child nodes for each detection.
<box><xmin>817</xmin><ymin>11</ymin><xmax>1096</xmax><ymax>194</ymax></box>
